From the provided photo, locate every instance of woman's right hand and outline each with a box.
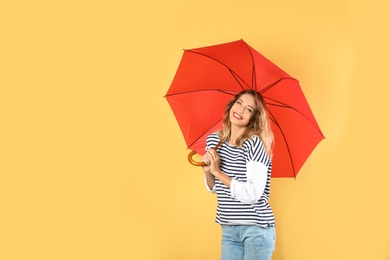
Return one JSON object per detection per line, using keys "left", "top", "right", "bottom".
{"left": 202, "top": 151, "right": 216, "bottom": 190}
{"left": 201, "top": 152, "right": 211, "bottom": 174}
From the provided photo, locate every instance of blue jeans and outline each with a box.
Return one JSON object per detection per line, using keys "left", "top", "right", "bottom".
{"left": 220, "top": 225, "right": 275, "bottom": 260}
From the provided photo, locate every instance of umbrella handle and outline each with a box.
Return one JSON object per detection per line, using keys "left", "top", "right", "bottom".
{"left": 188, "top": 150, "right": 206, "bottom": 166}
{"left": 187, "top": 141, "right": 223, "bottom": 167}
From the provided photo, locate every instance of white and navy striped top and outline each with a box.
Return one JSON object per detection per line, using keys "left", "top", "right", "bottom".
{"left": 206, "top": 132, "right": 276, "bottom": 228}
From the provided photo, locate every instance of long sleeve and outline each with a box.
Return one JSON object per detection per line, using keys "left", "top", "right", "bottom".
{"left": 230, "top": 160, "right": 267, "bottom": 204}
{"left": 204, "top": 175, "right": 216, "bottom": 193}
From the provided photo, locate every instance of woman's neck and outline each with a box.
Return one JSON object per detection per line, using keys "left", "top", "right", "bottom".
{"left": 229, "top": 125, "right": 246, "bottom": 145}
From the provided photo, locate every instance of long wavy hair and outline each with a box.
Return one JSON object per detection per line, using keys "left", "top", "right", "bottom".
{"left": 217, "top": 89, "right": 274, "bottom": 157}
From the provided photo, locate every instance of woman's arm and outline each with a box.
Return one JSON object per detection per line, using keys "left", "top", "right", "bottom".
{"left": 202, "top": 153, "right": 216, "bottom": 192}
{"left": 204, "top": 171, "right": 216, "bottom": 192}
{"left": 205, "top": 149, "right": 232, "bottom": 188}
{"left": 206, "top": 149, "right": 268, "bottom": 204}
{"left": 230, "top": 161, "right": 267, "bottom": 204}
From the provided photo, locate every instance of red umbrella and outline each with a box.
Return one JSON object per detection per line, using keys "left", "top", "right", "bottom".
{"left": 165, "top": 39, "right": 324, "bottom": 178}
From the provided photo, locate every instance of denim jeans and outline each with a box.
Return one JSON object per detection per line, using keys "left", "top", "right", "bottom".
{"left": 220, "top": 225, "right": 275, "bottom": 260}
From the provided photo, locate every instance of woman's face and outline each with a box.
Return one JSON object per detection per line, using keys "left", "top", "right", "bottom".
{"left": 229, "top": 93, "right": 255, "bottom": 128}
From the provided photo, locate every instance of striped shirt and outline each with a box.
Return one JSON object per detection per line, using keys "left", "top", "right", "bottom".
{"left": 205, "top": 132, "right": 276, "bottom": 228}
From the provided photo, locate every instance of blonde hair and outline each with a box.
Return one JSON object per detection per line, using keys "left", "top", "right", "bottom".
{"left": 217, "top": 90, "right": 274, "bottom": 157}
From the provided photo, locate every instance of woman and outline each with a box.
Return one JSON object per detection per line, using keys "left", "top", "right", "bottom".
{"left": 201, "top": 89, "right": 276, "bottom": 260}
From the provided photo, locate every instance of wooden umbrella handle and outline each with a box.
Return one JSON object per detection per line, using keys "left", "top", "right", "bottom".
{"left": 187, "top": 141, "right": 223, "bottom": 167}
{"left": 188, "top": 150, "right": 206, "bottom": 166}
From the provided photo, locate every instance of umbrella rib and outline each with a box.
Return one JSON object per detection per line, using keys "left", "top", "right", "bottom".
{"left": 241, "top": 41, "right": 295, "bottom": 91}
{"left": 259, "top": 77, "right": 299, "bottom": 95}
{"left": 267, "top": 108, "right": 297, "bottom": 178}
{"left": 265, "top": 97, "right": 324, "bottom": 136}
{"left": 186, "top": 49, "right": 251, "bottom": 90}
{"left": 241, "top": 42, "right": 257, "bottom": 88}
{"left": 187, "top": 118, "right": 223, "bottom": 150}
{"left": 229, "top": 69, "right": 247, "bottom": 91}
{"left": 165, "top": 89, "right": 237, "bottom": 97}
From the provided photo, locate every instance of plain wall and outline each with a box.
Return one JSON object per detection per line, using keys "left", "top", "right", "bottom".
{"left": 1, "top": 0, "right": 389, "bottom": 259}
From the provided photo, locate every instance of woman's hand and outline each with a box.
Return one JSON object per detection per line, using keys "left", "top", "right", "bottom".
{"left": 202, "top": 149, "right": 218, "bottom": 190}
{"left": 201, "top": 152, "right": 211, "bottom": 174}
{"left": 202, "top": 148, "right": 231, "bottom": 188}
{"left": 202, "top": 149, "right": 221, "bottom": 176}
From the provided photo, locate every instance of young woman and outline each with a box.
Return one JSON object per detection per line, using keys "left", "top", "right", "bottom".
{"left": 201, "top": 89, "right": 276, "bottom": 260}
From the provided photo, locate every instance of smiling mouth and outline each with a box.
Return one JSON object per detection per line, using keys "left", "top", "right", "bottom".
{"left": 233, "top": 112, "right": 243, "bottom": 120}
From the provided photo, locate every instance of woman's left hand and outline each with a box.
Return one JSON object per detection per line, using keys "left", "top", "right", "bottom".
{"left": 204, "top": 149, "right": 221, "bottom": 176}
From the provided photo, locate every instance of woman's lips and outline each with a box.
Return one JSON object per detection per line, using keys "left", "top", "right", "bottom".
{"left": 233, "top": 112, "right": 242, "bottom": 120}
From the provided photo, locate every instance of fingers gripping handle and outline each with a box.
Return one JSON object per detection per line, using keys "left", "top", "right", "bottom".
{"left": 187, "top": 141, "right": 222, "bottom": 167}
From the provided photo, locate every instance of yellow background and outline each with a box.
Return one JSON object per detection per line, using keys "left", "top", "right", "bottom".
{"left": 1, "top": 0, "right": 389, "bottom": 259}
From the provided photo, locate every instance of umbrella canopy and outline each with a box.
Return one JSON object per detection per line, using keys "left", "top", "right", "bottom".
{"left": 165, "top": 39, "right": 324, "bottom": 178}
